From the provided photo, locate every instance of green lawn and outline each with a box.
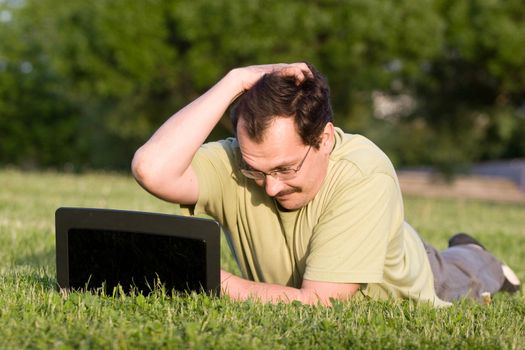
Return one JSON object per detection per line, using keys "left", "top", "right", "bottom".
{"left": 1, "top": 169, "right": 524, "bottom": 349}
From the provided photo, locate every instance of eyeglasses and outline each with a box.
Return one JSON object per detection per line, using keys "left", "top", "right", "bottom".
{"left": 240, "top": 146, "right": 312, "bottom": 181}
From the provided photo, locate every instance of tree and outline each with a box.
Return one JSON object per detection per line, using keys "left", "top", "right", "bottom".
{"left": 380, "top": 0, "right": 525, "bottom": 172}
{"left": 1, "top": 0, "right": 524, "bottom": 171}
{"left": 0, "top": 0, "right": 82, "bottom": 168}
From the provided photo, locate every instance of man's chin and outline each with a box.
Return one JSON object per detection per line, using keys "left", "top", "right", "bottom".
{"left": 275, "top": 195, "right": 304, "bottom": 211}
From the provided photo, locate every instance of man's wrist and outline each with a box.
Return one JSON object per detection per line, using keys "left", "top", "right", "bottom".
{"left": 220, "top": 269, "right": 233, "bottom": 283}
{"left": 221, "top": 68, "right": 247, "bottom": 103}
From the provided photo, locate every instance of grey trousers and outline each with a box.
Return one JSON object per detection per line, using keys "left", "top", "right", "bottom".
{"left": 424, "top": 242, "right": 505, "bottom": 302}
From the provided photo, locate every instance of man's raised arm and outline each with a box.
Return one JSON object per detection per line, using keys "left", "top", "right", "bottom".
{"left": 132, "top": 64, "right": 310, "bottom": 204}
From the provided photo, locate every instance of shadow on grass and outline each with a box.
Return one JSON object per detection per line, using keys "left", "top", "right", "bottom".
{"left": 29, "top": 271, "right": 58, "bottom": 290}
{"left": 3, "top": 265, "right": 58, "bottom": 293}
{"left": 14, "top": 246, "right": 55, "bottom": 269}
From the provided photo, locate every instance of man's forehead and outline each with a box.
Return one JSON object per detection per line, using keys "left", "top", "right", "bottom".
{"left": 237, "top": 116, "right": 301, "bottom": 146}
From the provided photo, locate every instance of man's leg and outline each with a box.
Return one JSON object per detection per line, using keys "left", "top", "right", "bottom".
{"left": 424, "top": 233, "right": 521, "bottom": 302}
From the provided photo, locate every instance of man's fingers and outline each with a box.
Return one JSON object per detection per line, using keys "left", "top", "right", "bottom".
{"left": 274, "top": 63, "right": 312, "bottom": 83}
{"left": 239, "top": 62, "right": 313, "bottom": 91}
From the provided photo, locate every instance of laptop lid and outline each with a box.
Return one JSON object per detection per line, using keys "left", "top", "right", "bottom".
{"left": 55, "top": 207, "right": 221, "bottom": 296}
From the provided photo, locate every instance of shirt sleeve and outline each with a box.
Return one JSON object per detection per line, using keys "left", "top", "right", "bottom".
{"left": 184, "top": 140, "right": 239, "bottom": 221}
{"left": 304, "top": 171, "right": 404, "bottom": 284}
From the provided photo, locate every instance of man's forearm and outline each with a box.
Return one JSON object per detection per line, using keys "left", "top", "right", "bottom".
{"left": 220, "top": 270, "right": 307, "bottom": 304}
{"left": 132, "top": 70, "right": 242, "bottom": 189}
{"left": 220, "top": 270, "right": 359, "bottom": 306}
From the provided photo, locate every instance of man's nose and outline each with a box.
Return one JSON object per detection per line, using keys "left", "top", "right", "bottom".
{"left": 264, "top": 175, "right": 284, "bottom": 197}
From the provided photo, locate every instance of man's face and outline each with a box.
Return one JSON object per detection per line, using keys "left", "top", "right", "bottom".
{"left": 237, "top": 117, "right": 333, "bottom": 210}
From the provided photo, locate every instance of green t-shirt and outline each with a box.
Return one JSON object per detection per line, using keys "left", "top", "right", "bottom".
{"left": 185, "top": 127, "right": 448, "bottom": 306}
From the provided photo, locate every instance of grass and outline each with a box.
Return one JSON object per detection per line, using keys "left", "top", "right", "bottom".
{"left": 1, "top": 168, "right": 524, "bottom": 349}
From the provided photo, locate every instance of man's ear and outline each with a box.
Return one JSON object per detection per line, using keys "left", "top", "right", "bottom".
{"left": 321, "top": 122, "right": 334, "bottom": 153}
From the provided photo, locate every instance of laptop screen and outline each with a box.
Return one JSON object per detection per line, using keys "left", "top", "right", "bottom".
{"left": 56, "top": 208, "right": 220, "bottom": 296}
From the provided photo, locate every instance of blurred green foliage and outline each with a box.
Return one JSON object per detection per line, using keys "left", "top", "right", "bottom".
{"left": 1, "top": 0, "right": 524, "bottom": 171}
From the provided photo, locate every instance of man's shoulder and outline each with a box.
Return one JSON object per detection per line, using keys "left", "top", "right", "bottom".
{"left": 191, "top": 138, "right": 244, "bottom": 185}
{"left": 199, "top": 137, "right": 241, "bottom": 162}
{"left": 330, "top": 127, "right": 396, "bottom": 178}
{"left": 202, "top": 137, "right": 239, "bottom": 151}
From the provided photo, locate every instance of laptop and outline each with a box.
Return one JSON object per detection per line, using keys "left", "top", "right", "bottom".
{"left": 55, "top": 207, "right": 221, "bottom": 296}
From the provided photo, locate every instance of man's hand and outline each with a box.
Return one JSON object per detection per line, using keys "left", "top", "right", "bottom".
{"left": 220, "top": 270, "right": 360, "bottom": 306}
{"left": 232, "top": 62, "right": 313, "bottom": 92}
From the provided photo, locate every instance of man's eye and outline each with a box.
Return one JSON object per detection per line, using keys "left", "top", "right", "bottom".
{"left": 276, "top": 168, "right": 294, "bottom": 175}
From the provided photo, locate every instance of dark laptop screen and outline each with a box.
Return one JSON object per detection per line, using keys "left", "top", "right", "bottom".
{"left": 55, "top": 207, "right": 220, "bottom": 296}
{"left": 68, "top": 229, "right": 207, "bottom": 294}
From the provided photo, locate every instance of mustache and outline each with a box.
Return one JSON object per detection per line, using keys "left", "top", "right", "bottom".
{"left": 275, "top": 188, "right": 300, "bottom": 197}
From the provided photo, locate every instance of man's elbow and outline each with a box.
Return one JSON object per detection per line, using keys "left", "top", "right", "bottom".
{"left": 131, "top": 148, "right": 149, "bottom": 186}
{"left": 298, "top": 282, "right": 360, "bottom": 306}
{"left": 131, "top": 147, "right": 162, "bottom": 191}
{"left": 131, "top": 148, "right": 198, "bottom": 204}
{"left": 299, "top": 290, "right": 355, "bottom": 306}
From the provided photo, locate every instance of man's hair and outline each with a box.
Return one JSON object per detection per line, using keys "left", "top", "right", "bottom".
{"left": 230, "top": 63, "right": 333, "bottom": 148}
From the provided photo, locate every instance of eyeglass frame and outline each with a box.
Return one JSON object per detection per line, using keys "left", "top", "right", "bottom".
{"left": 240, "top": 145, "right": 312, "bottom": 181}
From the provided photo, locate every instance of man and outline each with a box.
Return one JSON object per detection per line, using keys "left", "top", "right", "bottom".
{"left": 132, "top": 63, "right": 520, "bottom": 306}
